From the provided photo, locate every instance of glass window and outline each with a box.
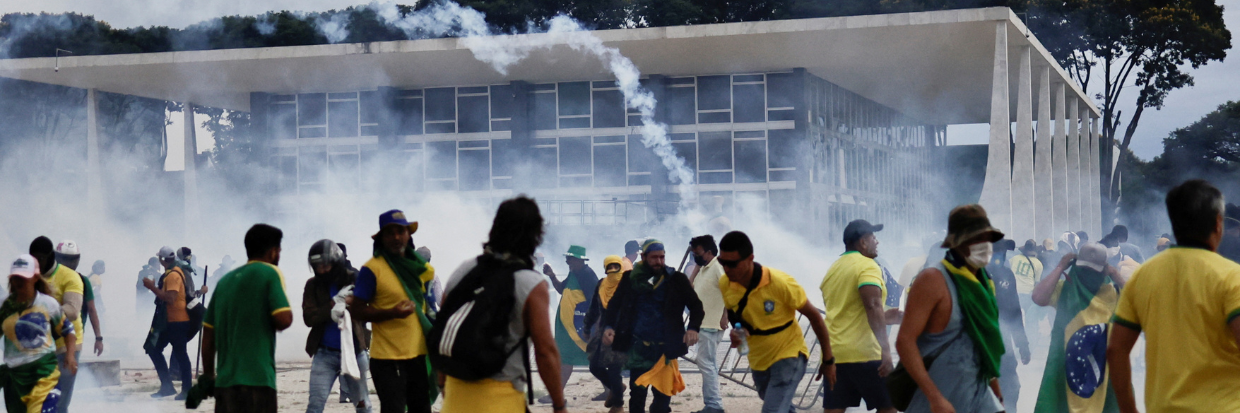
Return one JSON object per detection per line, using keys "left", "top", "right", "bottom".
{"left": 733, "top": 84, "right": 765, "bottom": 123}
{"left": 735, "top": 140, "right": 767, "bottom": 183}
{"left": 533, "top": 93, "right": 557, "bottom": 130}
{"left": 767, "top": 73, "right": 797, "bottom": 108}
{"left": 298, "top": 94, "right": 326, "bottom": 126}
{"left": 426, "top": 122, "right": 455, "bottom": 134}
{"left": 459, "top": 149, "right": 490, "bottom": 191}
{"left": 592, "top": 90, "right": 625, "bottom": 128}
{"left": 458, "top": 95, "right": 489, "bottom": 133}
{"left": 558, "top": 136, "right": 591, "bottom": 176}
{"left": 426, "top": 141, "right": 457, "bottom": 179}
{"left": 298, "top": 147, "right": 326, "bottom": 184}
{"left": 425, "top": 88, "right": 456, "bottom": 122}
{"left": 627, "top": 135, "right": 653, "bottom": 173}
{"left": 672, "top": 142, "right": 697, "bottom": 173}
{"left": 274, "top": 156, "right": 297, "bottom": 192}
{"left": 490, "top": 85, "right": 513, "bottom": 119}
{"left": 328, "top": 153, "right": 360, "bottom": 189}
{"left": 328, "top": 100, "right": 359, "bottom": 138}
{"left": 395, "top": 98, "right": 423, "bottom": 135}
{"left": 667, "top": 87, "right": 696, "bottom": 125}
{"left": 593, "top": 144, "right": 626, "bottom": 187}
{"left": 559, "top": 117, "right": 590, "bottom": 129}
{"left": 492, "top": 139, "right": 513, "bottom": 177}
{"left": 558, "top": 82, "right": 590, "bottom": 116}
{"left": 698, "top": 131, "right": 732, "bottom": 171}
{"left": 532, "top": 147, "right": 558, "bottom": 188}
{"left": 360, "top": 91, "right": 381, "bottom": 125}
{"left": 698, "top": 112, "right": 730, "bottom": 124}
{"left": 699, "top": 171, "right": 733, "bottom": 184}
{"left": 697, "top": 76, "right": 730, "bottom": 111}
{"left": 768, "top": 129, "right": 800, "bottom": 169}
{"left": 270, "top": 104, "right": 296, "bottom": 140}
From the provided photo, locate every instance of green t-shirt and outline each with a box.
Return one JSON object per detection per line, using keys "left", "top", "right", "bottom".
{"left": 203, "top": 261, "right": 291, "bottom": 389}
{"left": 79, "top": 272, "right": 94, "bottom": 327}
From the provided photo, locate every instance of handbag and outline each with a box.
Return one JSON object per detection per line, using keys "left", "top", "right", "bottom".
{"left": 885, "top": 331, "right": 962, "bottom": 411}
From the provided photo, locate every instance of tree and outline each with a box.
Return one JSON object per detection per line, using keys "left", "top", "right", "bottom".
{"left": 1145, "top": 100, "right": 1240, "bottom": 194}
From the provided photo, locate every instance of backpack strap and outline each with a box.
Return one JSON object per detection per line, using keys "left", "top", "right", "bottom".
{"left": 727, "top": 264, "right": 794, "bottom": 337}
{"left": 522, "top": 334, "right": 533, "bottom": 405}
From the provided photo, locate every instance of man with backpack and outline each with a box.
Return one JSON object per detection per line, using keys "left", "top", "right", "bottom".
{"left": 434, "top": 196, "right": 567, "bottom": 413}
{"left": 602, "top": 239, "right": 704, "bottom": 413}
{"left": 350, "top": 210, "right": 437, "bottom": 413}
{"left": 143, "top": 246, "right": 197, "bottom": 399}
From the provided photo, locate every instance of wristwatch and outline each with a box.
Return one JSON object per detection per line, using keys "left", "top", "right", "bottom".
{"left": 95, "top": 337, "right": 104, "bottom": 341}
{"left": 824, "top": 356, "right": 835, "bottom": 366}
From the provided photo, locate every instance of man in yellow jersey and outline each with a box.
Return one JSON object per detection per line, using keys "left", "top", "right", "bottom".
{"left": 821, "top": 220, "right": 901, "bottom": 413}
{"left": 719, "top": 231, "right": 833, "bottom": 413}
{"left": 27, "top": 237, "right": 84, "bottom": 403}
{"left": 201, "top": 224, "right": 293, "bottom": 413}
{"left": 349, "top": 210, "right": 436, "bottom": 413}
{"left": 1108, "top": 179, "right": 1240, "bottom": 413}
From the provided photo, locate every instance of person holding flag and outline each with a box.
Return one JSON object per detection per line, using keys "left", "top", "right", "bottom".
{"left": 540, "top": 245, "right": 599, "bottom": 403}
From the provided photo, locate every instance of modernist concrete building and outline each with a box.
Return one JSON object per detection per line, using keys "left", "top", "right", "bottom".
{"left": 0, "top": 6, "right": 1103, "bottom": 243}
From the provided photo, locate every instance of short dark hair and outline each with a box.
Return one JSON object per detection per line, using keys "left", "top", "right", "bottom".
{"left": 1098, "top": 233, "right": 1119, "bottom": 248}
{"left": 689, "top": 235, "right": 718, "bottom": 256}
{"left": 1076, "top": 231, "right": 1090, "bottom": 242}
{"left": 245, "top": 224, "right": 284, "bottom": 260}
{"left": 1111, "top": 225, "right": 1129, "bottom": 241}
{"left": 625, "top": 240, "right": 641, "bottom": 255}
{"left": 485, "top": 196, "right": 544, "bottom": 264}
{"left": 1166, "top": 179, "right": 1225, "bottom": 247}
{"left": 719, "top": 231, "right": 753, "bottom": 259}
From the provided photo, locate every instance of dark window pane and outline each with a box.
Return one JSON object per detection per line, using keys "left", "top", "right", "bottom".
{"left": 328, "top": 92, "right": 356, "bottom": 99}
{"left": 735, "top": 140, "right": 767, "bottom": 183}
{"left": 533, "top": 93, "right": 557, "bottom": 130}
{"left": 459, "top": 150, "right": 491, "bottom": 191}
{"left": 735, "top": 131, "right": 765, "bottom": 139}
{"left": 592, "top": 90, "right": 625, "bottom": 128}
{"left": 593, "top": 81, "right": 618, "bottom": 88}
{"left": 534, "top": 138, "right": 558, "bottom": 146}
{"left": 271, "top": 94, "right": 295, "bottom": 103}
{"left": 270, "top": 104, "right": 296, "bottom": 140}
{"left": 669, "top": 77, "right": 695, "bottom": 85}
{"left": 492, "top": 139, "right": 513, "bottom": 177}
{"left": 491, "top": 120, "right": 511, "bottom": 131}
{"left": 275, "top": 156, "right": 297, "bottom": 192}
{"left": 769, "top": 129, "right": 801, "bottom": 169}
{"left": 699, "top": 131, "right": 732, "bottom": 170}
{"left": 397, "top": 89, "right": 422, "bottom": 98}
{"left": 627, "top": 115, "right": 643, "bottom": 126}
{"left": 699, "top": 112, "right": 731, "bottom": 123}
{"left": 559, "top": 136, "right": 591, "bottom": 175}
{"left": 768, "top": 73, "right": 797, "bottom": 108}
{"left": 667, "top": 87, "right": 695, "bottom": 125}
{"left": 558, "top": 82, "right": 590, "bottom": 116}
{"left": 395, "top": 98, "right": 423, "bottom": 135}
{"left": 532, "top": 147, "right": 558, "bottom": 188}
{"left": 532, "top": 83, "right": 556, "bottom": 91}
{"left": 426, "top": 122, "right": 456, "bottom": 134}
{"left": 559, "top": 117, "right": 590, "bottom": 129}
{"left": 734, "top": 74, "right": 764, "bottom": 83}
{"left": 733, "top": 84, "right": 766, "bottom": 123}
{"left": 360, "top": 91, "right": 381, "bottom": 124}
{"left": 628, "top": 174, "right": 651, "bottom": 186}
{"left": 697, "top": 76, "right": 730, "bottom": 111}
{"left": 426, "top": 141, "right": 457, "bottom": 179}
{"left": 361, "top": 125, "right": 380, "bottom": 136}
{"left": 298, "top": 93, "right": 326, "bottom": 126}
{"left": 458, "top": 95, "right": 489, "bottom": 133}
{"left": 458, "top": 140, "right": 488, "bottom": 149}
{"left": 627, "top": 135, "right": 653, "bottom": 173}
{"left": 770, "top": 170, "right": 799, "bottom": 182}
{"left": 298, "top": 147, "right": 326, "bottom": 183}
{"left": 768, "top": 109, "right": 796, "bottom": 121}
{"left": 670, "top": 133, "right": 695, "bottom": 142}
{"left": 299, "top": 127, "right": 326, "bottom": 139}
{"left": 593, "top": 135, "right": 625, "bottom": 144}
{"left": 328, "top": 100, "right": 359, "bottom": 138}
{"left": 425, "top": 88, "right": 456, "bottom": 122}
{"left": 458, "top": 86, "right": 488, "bottom": 94}
{"left": 671, "top": 142, "right": 696, "bottom": 173}
{"left": 490, "top": 85, "right": 513, "bottom": 119}
{"left": 699, "top": 171, "right": 733, "bottom": 184}
{"left": 593, "top": 144, "right": 626, "bottom": 187}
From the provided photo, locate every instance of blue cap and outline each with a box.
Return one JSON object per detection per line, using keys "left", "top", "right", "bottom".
{"left": 378, "top": 210, "right": 419, "bottom": 234}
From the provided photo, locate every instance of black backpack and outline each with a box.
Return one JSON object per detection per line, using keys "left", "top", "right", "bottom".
{"left": 428, "top": 254, "right": 533, "bottom": 402}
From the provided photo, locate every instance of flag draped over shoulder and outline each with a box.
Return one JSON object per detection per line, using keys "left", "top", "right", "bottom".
{"left": 1034, "top": 265, "right": 1121, "bottom": 413}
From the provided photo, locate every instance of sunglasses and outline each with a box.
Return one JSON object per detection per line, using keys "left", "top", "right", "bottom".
{"left": 718, "top": 255, "right": 751, "bottom": 268}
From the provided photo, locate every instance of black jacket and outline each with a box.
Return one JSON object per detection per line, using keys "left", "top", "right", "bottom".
{"left": 602, "top": 264, "right": 704, "bottom": 359}
{"left": 303, "top": 268, "right": 370, "bottom": 357}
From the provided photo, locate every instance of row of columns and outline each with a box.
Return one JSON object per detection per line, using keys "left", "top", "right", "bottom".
{"left": 978, "top": 22, "right": 1103, "bottom": 245}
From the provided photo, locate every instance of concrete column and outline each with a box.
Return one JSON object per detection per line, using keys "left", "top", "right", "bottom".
{"left": 978, "top": 21, "right": 1012, "bottom": 233}
{"left": 1052, "top": 83, "right": 1067, "bottom": 235}
{"left": 1066, "top": 99, "right": 1081, "bottom": 233}
{"left": 1034, "top": 68, "right": 1053, "bottom": 242}
{"left": 1091, "top": 117, "right": 1102, "bottom": 235}
{"left": 183, "top": 103, "right": 200, "bottom": 235}
{"left": 86, "top": 89, "right": 103, "bottom": 239}
{"left": 1083, "top": 110, "right": 1099, "bottom": 237}
{"left": 1011, "top": 47, "right": 1035, "bottom": 243}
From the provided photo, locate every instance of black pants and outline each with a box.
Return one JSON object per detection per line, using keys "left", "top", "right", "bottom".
{"left": 371, "top": 356, "right": 432, "bottom": 413}
{"left": 215, "top": 385, "right": 277, "bottom": 413}
{"left": 628, "top": 365, "right": 671, "bottom": 413}
{"left": 590, "top": 357, "right": 625, "bottom": 407}
{"left": 149, "top": 321, "right": 192, "bottom": 391}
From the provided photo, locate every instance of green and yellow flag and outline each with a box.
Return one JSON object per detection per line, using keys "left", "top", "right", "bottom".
{"left": 1033, "top": 265, "right": 1121, "bottom": 413}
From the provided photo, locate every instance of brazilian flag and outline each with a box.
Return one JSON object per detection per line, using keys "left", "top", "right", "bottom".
{"left": 554, "top": 269, "right": 593, "bottom": 366}
{"left": 1033, "top": 265, "right": 1121, "bottom": 413}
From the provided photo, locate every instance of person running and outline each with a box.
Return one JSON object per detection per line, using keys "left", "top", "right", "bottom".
{"left": 1108, "top": 180, "right": 1240, "bottom": 413}
{"left": 439, "top": 196, "right": 568, "bottom": 413}
{"left": 986, "top": 240, "right": 1031, "bottom": 413}
{"left": 602, "top": 239, "right": 704, "bottom": 413}
{"left": 51, "top": 240, "right": 103, "bottom": 412}
{"left": 541, "top": 245, "right": 599, "bottom": 403}
{"left": 896, "top": 205, "right": 1005, "bottom": 413}
{"left": 349, "top": 210, "right": 437, "bottom": 413}
{"left": 27, "top": 237, "right": 84, "bottom": 406}
{"left": 1011, "top": 240, "right": 1044, "bottom": 337}
{"left": 719, "top": 231, "right": 833, "bottom": 413}
{"left": 143, "top": 246, "right": 195, "bottom": 399}
{"left": 1, "top": 254, "right": 77, "bottom": 413}
{"left": 687, "top": 235, "right": 727, "bottom": 413}
{"left": 200, "top": 224, "right": 293, "bottom": 413}
{"left": 585, "top": 255, "right": 629, "bottom": 412}
{"left": 820, "top": 220, "right": 898, "bottom": 413}
{"left": 303, "top": 239, "right": 372, "bottom": 413}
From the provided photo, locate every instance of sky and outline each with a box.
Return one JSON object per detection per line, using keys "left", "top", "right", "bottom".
{"left": 3, "top": 0, "right": 1238, "bottom": 161}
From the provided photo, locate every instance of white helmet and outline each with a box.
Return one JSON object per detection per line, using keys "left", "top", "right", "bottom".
{"left": 55, "top": 240, "right": 80, "bottom": 256}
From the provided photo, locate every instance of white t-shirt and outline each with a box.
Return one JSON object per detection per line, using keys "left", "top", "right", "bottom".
{"left": 692, "top": 258, "right": 727, "bottom": 330}
{"left": 444, "top": 257, "right": 546, "bottom": 391}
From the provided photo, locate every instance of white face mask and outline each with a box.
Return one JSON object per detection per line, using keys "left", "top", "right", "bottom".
{"left": 966, "top": 242, "right": 993, "bottom": 269}
{"left": 1107, "top": 247, "right": 1120, "bottom": 259}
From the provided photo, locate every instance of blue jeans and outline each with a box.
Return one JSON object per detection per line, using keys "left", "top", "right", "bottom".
{"left": 307, "top": 348, "right": 372, "bottom": 413}
{"left": 56, "top": 349, "right": 81, "bottom": 413}
{"left": 694, "top": 328, "right": 724, "bottom": 410}
{"left": 752, "top": 355, "right": 806, "bottom": 413}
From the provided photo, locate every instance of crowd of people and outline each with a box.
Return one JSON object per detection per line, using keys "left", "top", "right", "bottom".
{"left": 4, "top": 178, "right": 1240, "bottom": 413}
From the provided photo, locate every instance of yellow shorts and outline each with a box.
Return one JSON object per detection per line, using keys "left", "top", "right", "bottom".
{"left": 441, "top": 376, "right": 525, "bottom": 413}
